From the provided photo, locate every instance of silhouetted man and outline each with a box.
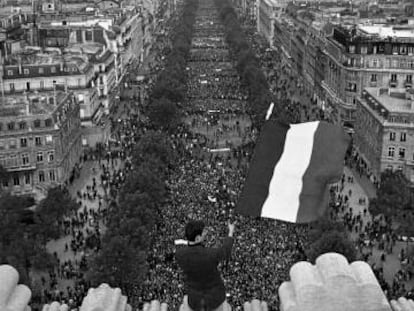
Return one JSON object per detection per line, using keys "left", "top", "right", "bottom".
{"left": 176, "top": 220, "right": 235, "bottom": 311}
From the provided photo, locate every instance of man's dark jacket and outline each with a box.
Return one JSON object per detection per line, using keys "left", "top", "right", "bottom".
{"left": 176, "top": 237, "right": 234, "bottom": 311}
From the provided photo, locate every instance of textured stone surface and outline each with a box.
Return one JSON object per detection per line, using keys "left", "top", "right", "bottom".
{"left": 390, "top": 297, "right": 414, "bottom": 311}
{"left": 2, "top": 256, "right": 414, "bottom": 311}
{"left": 41, "top": 302, "right": 69, "bottom": 311}
{"left": 279, "top": 253, "right": 392, "bottom": 311}
{"left": 79, "top": 283, "right": 132, "bottom": 311}
{"left": 0, "top": 265, "right": 32, "bottom": 311}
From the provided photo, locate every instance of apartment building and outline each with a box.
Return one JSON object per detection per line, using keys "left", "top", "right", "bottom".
{"left": 0, "top": 91, "right": 82, "bottom": 195}
{"left": 258, "top": 0, "right": 287, "bottom": 47}
{"left": 354, "top": 87, "right": 414, "bottom": 183}
{"left": 322, "top": 24, "right": 414, "bottom": 126}
{"left": 1, "top": 49, "right": 100, "bottom": 125}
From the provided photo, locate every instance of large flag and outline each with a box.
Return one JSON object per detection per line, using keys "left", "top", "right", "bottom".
{"left": 236, "top": 121, "right": 350, "bottom": 223}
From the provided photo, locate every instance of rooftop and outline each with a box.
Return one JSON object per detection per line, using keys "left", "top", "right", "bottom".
{"left": 364, "top": 87, "right": 414, "bottom": 114}
{"left": 358, "top": 24, "right": 414, "bottom": 39}
{"left": 4, "top": 47, "right": 90, "bottom": 68}
{"left": 0, "top": 92, "right": 69, "bottom": 118}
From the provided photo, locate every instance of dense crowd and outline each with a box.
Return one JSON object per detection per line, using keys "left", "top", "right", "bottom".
{"left": 134, "top": 3, "right": 309, "bottom": 310}
{"left": 30, "top": 1, "right": 414, "bottom": 310}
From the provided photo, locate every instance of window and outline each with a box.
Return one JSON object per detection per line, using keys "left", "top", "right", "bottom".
{"left": 349, "top": 45, "right": 355, "bottom": 53}
{"left": 372, "top": 59, "right": 378, "bottom": 67}
{"left": 7, "top": 70, "right": 13, "bottom": 76}
{"left": 38, "top": 171, "right": 45, "bottom": 182}
{"left": 8, "top": 122, "right": 15, "bottom": 130}
{"left": 45, "top": 119, "right": 52, "bottom": 127}
{"left": 2, "top": 178, "right": 8, "bottom": 187}
{"left": 34, "top": 120, "right": 41, "bottom": 128}
{"left": 9, "top": 139, "right": 16, "bottom": 149}
{"left": 25, "top": 173, "right": 30, "bottom": 184}
{"left": 45, "top": 135, "right": 53, "bottom": 144}
{"left": 49, "top": 170, "right": 55, "bottom": 181}
{"left": 13, "top": 175, "right": 20, "bottom": 186}
{"left": 9, "top": 154, "right": 17, "bottom": 166}
{"left": 371, "top": 74, "right": 377, "bottom": 82}
{"left": 39, "top": 68, "right": 44, "bottom": 74}
{"left": 19, "top": 122, "right": 26, "bottom": 130}
{"left": 40, "top": 81, "right": 45, "bottom": 89}
{"left": 407, "top": 75, "right": 412, "bottom": 82}
{"left": 9, "top": 83, "right": 14, "bottom": 92}
{"left": 361, "top": 46, "right": 368, "bottom": 54}
{"left": 399, "top": 148, "right": 406, "bottom": 159}
{"left": 23, "top": 68, "right": 29, "bottom": 75}
{"left": 390, "top": 132, "right": 396, "bottom": 141}
{"left": 20, "top": 138, "right": 27, "bottom": 147}
{"left": 85, "top": 30, "right": 93, "bottom": 41}
{"left": 36, "top": 152, "right": 43, "bottom": 162}
{"left": 48, "top": 151, "right": 54, "bottom": 162}
{"left": 22, "top": 153, "right": 29, "bottom": 165}
{"left": 51, "top": 67, "right": 56, "bottom": 73}
{"left": 0, "top": 123, "right": 2, "bottom": 131}
{"left": 401, "top": 132, "right": 407, "bottom": 142}
{"left": 391, "top": 74, "right": 397, "bottom": 82}
{"left": 388, "top": 147, "right": 395, "bottom": 157}
{"left": 35, "top": 137, "right": 42, "bottom": 146}
{"left": 0, "top": 141, "right": 4, "bottom": 150}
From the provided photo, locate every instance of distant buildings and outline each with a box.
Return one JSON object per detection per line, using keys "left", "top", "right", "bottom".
{"left": 323, "top": 24, "right": 414, "bottom": 125}
{"left": 271, "top": 2, "right": 414, "bottom": 183}
{"left": 257, "top": 0, "right": 288, "bottom": 46}
{"left": 0, "top": 91, "right": 82, "bottom": 195}
{"left": 0, "top": 0, "right": 170, "bottom": 196}
{"left": 354, "top": 87, "right": 414, "bottom": 183}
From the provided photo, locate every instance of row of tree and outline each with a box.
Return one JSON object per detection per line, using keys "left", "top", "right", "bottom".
{"left": 147, "top": 0, "right": 199, "bottom": 130}
{"left": 214, "top": 0, "right": 276, "bottom": 127}
{"left": 87, "top": 0, "right": 199, "bottom": 295}
{"left": 213, "top": 0, "right": 360, "bottom": 263}
{"left": 0, "top": 184, "right": 79, "bottom": 285}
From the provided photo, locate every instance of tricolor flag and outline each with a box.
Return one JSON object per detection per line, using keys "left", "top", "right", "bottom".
{"left": 237, "top": 121, "right": 350, "bottom": 223}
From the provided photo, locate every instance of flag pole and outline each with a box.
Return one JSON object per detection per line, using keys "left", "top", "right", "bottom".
{"left": 265, "top": 102, "right": 274, "bottom": 121}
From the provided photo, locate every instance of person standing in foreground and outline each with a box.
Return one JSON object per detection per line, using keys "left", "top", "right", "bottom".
{"left": 176, "top": 220, "right": 236, "bottom": 311}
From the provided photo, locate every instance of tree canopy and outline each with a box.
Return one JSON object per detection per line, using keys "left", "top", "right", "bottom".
{"left": 369, "top": 170, "right": 413, "bottom": 235}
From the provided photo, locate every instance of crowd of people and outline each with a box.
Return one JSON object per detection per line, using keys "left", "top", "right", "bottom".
{"left": 30, "top": 0, "right": 414, "bottom": 310}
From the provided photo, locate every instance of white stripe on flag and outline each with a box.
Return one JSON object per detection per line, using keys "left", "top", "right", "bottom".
{"left": 261, "top": 122, "right": 319, "bottom": 222}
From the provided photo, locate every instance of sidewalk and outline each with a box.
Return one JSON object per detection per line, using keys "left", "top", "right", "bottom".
{"left": 339, "top": 167, "right": 413, "bottom": 290}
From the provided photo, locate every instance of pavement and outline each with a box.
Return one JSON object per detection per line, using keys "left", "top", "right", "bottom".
{"left": 337, "top": 166, "right": 414, "bottom": 290}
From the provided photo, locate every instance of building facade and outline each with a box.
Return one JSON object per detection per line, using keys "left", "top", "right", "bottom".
{"left": 0, "top": 91, "right": 82, "bottom": 195}
{"left": 258, "top": 0, "right": 287, "bottom": 47}
{"left": 323, "top": 25, "right": 414, "bottom": 126}
{"left": 1, "top": 51, "right": 100, "bottom": 125}
{"left": 354, "top": 87, "right": 414, "bottom": 183}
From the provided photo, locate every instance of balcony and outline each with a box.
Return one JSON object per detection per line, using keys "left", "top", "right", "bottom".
{"left": 389, "top": 80, "right": 398, "bottom": 88}
{"left": 404, "top": 81, "right": 412, "bottom": 88}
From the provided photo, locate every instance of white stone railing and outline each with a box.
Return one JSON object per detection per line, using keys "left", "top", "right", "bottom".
{"left": 1, "top": 253, "right": 413, "bottom": 311}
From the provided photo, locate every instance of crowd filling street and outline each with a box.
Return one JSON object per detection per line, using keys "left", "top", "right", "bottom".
{"left": 31, "top": 1, "right": 414, "bottom": 310}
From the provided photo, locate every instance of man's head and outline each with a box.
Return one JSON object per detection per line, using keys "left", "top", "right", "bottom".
{"left": 185, "top": 220, "right": 206, "bottom": 243}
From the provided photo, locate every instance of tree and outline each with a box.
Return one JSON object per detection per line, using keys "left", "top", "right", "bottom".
{"left": 148, "top": 97, "right": 181, "bottom": 130}
{"left": 131, "top": 131, "right": 177, "bottom": 170}
{"left": 35, "top": 186, "right": 79, "bottom": 240}
{"left": 369, "top": 170, "right": 413, "bottom": 234}
{"left": 305, "top": 217, "right": 356, "bottom": 263}
{"left": 0, "top": 194, "right": 56, "bottom": 284}
{"left": 306, "top": 230, "right": 357, "bottom": 263}
{"left": 88, "top": 235, "right": 148, "bottom": 296}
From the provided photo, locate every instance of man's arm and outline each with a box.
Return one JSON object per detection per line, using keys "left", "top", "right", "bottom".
{"left": 213, "top": 222, "right": 236, "bottom": 262}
